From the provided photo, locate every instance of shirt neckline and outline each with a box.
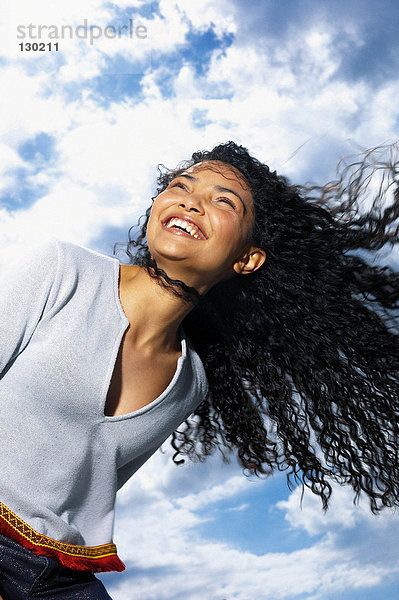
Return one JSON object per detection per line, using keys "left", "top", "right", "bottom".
{"left": 102, "top": 258, "right": 187, "bottom": 422}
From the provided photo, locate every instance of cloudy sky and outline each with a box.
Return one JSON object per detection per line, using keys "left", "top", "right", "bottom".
{"left": 1, "top": 1, "right": 399, "bottom": 599}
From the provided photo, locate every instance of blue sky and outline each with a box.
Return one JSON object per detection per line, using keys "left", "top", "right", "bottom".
{"left": 1, "top": 1, "right": 399, "bottom": 598}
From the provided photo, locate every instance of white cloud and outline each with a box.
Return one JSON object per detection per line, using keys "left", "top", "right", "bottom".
{"left": 103, "top": 449, "right": 399, "bottom": 600}
{"left": 158, "top": 0, "right": 236, "bottom": 38}
{"left": 176, "top": 475, "right": 249, "bottom": 511}
{"left": 0, "top": 143, "right": 26, "bottom": 192}
{"left": 0, "top": 183, "right": 118, "bottom": 258}
{"left": 0, "top": 67, "right": 69, "bottom": 144}
{"left": 278, "top": 482, "right": 399, "bottom": 536}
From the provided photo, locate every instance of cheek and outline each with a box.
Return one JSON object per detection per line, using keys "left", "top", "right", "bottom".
{"left": 146, "top": 194, "right": 169, "bottom": 228}
{"left": 145, "top": 207, "right": 158, "bottom": 246}
{"left": 219, "top": 215, "right": 250, "bottom": 245}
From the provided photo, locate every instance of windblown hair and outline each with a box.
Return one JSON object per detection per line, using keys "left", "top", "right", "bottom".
{"left": 122, "top": 141, "right": 399, "bottom": 512}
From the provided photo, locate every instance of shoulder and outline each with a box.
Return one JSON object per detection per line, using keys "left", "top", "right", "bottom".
{"left": 31, "top": 238, "right": 118, "bottom": 288}
{"left": 1, "top": 238, "right": 60, "bottom": 288}
{"left": 6, "top": 238, "right": 118, "bottom": 282}
{"left": 54, "top": 239, "right": 118, "bottom": 269}
{"left": 40, "top": 240, "right": 121, "bottom": 308}
{"left": 5, "top": 238, "right": 120, "bottom": 301}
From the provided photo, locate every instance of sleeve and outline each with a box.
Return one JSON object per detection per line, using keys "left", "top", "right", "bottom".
{"left": 0, "top": 238, "right": 60, "bottom": 376}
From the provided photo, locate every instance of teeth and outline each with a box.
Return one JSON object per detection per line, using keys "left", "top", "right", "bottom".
{"left": 166, "top": 218, "right": 201, "bottom": 239}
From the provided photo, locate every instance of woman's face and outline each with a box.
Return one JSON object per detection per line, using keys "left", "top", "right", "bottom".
{"left": 146, "top": 160, "right": 265, "bottom": 293}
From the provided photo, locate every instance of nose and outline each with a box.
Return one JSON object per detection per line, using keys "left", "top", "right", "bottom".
{"left": 178, "top": 193, "right": 205, "bottom": 214}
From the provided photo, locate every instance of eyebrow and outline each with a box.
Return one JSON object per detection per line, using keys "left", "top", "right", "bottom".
{"left": 179, "top": 173, "right": 247, "bottom": 214}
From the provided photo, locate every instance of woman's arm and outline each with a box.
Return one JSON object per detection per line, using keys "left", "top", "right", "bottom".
{"left": 0, "top": 239, "right": 59, "bottom": 376}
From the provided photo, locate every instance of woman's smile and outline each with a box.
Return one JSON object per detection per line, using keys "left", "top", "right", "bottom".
{"left": 162, "top": 214, "right": 207, "bottom": 240}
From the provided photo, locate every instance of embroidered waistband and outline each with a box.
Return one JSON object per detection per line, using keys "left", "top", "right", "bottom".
{"left": 0, "top": 501, "right": 125, "bottom": 573}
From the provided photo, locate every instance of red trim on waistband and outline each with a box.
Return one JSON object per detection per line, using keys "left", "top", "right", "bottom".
{"left": 0, "top": 502, "right": 125, "bottom": 573}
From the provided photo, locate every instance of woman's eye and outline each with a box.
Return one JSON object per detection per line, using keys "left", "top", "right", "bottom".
{"left": 170, "top": 181, "right": 187, "bottom": 190}
{"left": 217, "top": 197, "right": 236, "bottom": 209}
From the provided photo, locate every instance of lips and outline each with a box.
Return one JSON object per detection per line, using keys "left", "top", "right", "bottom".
{"left": 161, "top": 214, "right": 207, "bottom": 240}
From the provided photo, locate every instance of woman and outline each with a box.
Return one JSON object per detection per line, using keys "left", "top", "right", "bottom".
{"left": 0, "top": 141, "right": 398, "bottom": 599}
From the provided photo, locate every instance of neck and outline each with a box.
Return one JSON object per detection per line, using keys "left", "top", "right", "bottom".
{"left": 119, "top": 264, "right": 195, "bottom": 351}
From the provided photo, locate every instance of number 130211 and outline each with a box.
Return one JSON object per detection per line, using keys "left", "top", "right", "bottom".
{"left": 19, "top": 42, "right": 59, "bottom": 51}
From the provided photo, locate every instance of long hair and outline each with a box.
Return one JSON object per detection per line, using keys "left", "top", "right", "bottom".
{"left": 122, "top": 141, "right": 399, "bottom": 512}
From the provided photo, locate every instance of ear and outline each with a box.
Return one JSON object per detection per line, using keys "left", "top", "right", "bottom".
{"left": 233, "top": 247, "right": 266, "bottom": 275}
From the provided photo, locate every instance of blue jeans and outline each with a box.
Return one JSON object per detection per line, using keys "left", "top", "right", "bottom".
{"left": 0, "top": 534, "right": 113, "bottom": 599}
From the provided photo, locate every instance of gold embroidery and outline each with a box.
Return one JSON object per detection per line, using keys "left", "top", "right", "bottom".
{"left": 0, "top": 502, "right": 117, "bottom": 559}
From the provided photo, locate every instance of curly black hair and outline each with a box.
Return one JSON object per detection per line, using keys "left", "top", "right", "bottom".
{"left": 121, "top": 141, "right": 399, "bottom": 512}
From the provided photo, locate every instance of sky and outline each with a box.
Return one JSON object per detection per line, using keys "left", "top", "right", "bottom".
{"left": 1, "top": 1, "right": 399, "bottom": 599}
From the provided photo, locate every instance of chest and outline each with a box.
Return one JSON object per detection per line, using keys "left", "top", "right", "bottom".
{"left": 4, "top": 254, "right": 203, "bottom": 429}
{"left": 104, "top": 333, "right": 182, "bottom": 417}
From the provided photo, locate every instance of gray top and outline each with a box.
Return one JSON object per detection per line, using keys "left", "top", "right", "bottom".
{"left": 0, "top": 239, "right": 207, "bottom": 560}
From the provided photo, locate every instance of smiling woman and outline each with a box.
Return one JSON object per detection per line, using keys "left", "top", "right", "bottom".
{"left": 126, "top": 141, "right": 399, "bottom": 511}
{"left": 0, "top": 141, "right": 399, "bottom": 599}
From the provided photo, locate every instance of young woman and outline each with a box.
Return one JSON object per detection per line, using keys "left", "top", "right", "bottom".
{"left": 0, "top": 141, "right": 398, "bottom": 599}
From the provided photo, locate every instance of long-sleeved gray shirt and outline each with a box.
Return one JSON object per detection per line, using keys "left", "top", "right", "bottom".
{"left": 0, "top": 239, "right": 208, "bottom": 572}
